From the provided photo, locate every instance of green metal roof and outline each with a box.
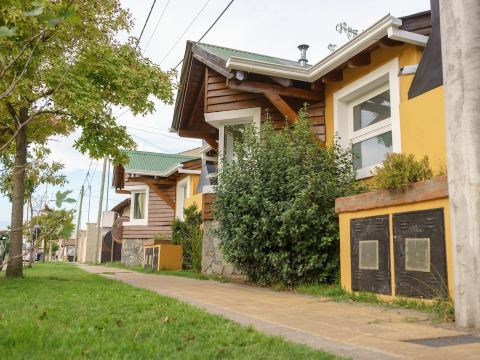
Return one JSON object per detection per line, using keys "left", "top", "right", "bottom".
{"left": 196, "top": 43, "right": 309, "bottom": 69}
{"left": 123, "top": 150, "right": 199, "bottom": 177}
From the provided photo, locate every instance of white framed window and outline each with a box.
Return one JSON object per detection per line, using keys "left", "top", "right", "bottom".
{"left": 176, "top": 177, "right": 190, "bottom": 220}
{"left": 333, "top": 58, "right": 401, "bottom": 179}
{"left": 204, "top": 107, "right": 261, "bottom": 170}
{"left": 124, "top": 184, "right": 149, "bottom": 226}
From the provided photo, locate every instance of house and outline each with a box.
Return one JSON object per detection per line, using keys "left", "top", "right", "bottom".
{"left": 171, "top": 3, "right": 453, "bottom": 300}
{"left": 112, "top": 150, "right": 202, "bottom": 266}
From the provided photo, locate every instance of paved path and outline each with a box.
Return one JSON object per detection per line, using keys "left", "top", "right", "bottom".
{"left": 79, "top": 265, "right": 480, "bottom": 360}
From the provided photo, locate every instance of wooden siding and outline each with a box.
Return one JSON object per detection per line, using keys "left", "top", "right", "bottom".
{"left": 122, "top": 180, "right": 175, "bottom": 240}
{"left": 205, "top": 69, "right": 325, "bottom": 141}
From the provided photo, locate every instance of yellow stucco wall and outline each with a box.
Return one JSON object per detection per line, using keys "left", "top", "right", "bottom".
{"left": 328, "top": 44, "right": 451, "bottom": 300}
{"left": 339, "top": 197, "right": 454, "bottom": 299}
{"left": 324, "top": 43, "right": 447, "bottom": 173}
{"left": 184, "top": 192, "right": 203, "bottom": 213}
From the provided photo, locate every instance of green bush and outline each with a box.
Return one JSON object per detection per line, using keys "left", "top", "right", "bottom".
{"left": 373, "top": 153, "right": 433, "bottom": 190}
{"left": 172, "top": 204, "right": 202, "bottom": 272}
{"left": 213, "top": 109, "right": 362, "bottom": 286}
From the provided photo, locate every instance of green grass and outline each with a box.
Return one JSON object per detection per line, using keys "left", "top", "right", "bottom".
{"left": 0, "top": 263, "right": 341, "bottom": 359}
{"left": 103, "top": 261, "right": 209, "bottom": 280}
{"left": 296, "top": 282, "right": 455, "bottom": 322}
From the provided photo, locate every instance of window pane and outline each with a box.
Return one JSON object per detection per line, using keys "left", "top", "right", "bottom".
{"left": 405, "top": 238, "right": 430, "bottom": 272}
{"left": 353, "top": 90, "right": 391, "bottom": 131}
{"left": 353, "top": 131, "right": 392, "bottom": 170}
{"left": 133, "top": 192, "right": 146, "bottom": 220}
{"left": 359, "top": 240, "right": 379, "bottom": 270}
{"left": 223, "top": 124, "right": 246, "bottom": 164}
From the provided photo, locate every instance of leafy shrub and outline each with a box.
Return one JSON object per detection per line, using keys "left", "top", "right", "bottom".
{"left": 213, "top": 109, "right": 362, "bottom": 286}
{"left": 172, "top": 204, "right": 202, "bottom": 272}
{"left": 373, "top": 153, "right": 433, "bottom": 190}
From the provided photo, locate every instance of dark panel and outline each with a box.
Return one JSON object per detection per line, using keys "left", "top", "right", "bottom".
{"left": 351, "top": 215, "right": 391, "bottom": 294}
{"left": 393, "top": 208, "right": 448, "bottom": 299}
{"left": 153, "top": 247, "right": 159, "bottom": 272}
{"left": 408, "top": 0, "right": 443, "bottom": 99}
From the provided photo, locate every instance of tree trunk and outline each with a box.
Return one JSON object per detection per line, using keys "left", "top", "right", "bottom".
{"left": 28, "top": 196, "right": 34, "bottom": 268}
{"left": 6, "top": 107, "right": 28, "bottom": 278}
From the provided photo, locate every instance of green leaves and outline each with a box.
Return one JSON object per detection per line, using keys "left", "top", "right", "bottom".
{"left": 0, "top": 26, "right": 16, "bottom": 38}
{"left": 373, "top": 153, "right": 434, "bottom": 190}
{"left": 55, "top": 190, "right": 76, "bottom": 208}
{"left": 214, "top": 109, "right": 362, "bottom": 286}
{"left": 22, "top": 4, "right": 44, "bottom": 17}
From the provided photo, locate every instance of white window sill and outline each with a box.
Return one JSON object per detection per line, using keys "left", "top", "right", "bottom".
{"left": 355, "top": 164, "right": 378, "bottom": 180}
{"left": 124, "top": 220, "right": 148, "bottom": 226}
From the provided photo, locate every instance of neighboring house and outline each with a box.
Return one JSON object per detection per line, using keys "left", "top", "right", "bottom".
{"left": 112, "top": 150, "right": 201, "bottom": 266}
{"left": 171, "top": 4, "right": 452, "bottom": 300}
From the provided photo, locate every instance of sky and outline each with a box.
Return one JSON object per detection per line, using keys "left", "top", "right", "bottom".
{"left": 0, "top": 0, "right": 430, "bottom": 231}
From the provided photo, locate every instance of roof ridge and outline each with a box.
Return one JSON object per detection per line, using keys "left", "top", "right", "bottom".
{"left": 125, "top": 149, "right": 197, "bottom": 159}
{"left": 197, "top": 41, "right": 297, "bottom": 64}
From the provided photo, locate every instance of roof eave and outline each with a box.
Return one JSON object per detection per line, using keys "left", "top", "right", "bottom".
{"left": 226, "top": 15, "right": 426, "bottom": 82}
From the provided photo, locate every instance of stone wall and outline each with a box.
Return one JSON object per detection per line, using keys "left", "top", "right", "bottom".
{"left": 121, "top": 239, "right": 144, "bottom": 266}
{"left": 202, "top": 220, "right": 241, "bottom": 278}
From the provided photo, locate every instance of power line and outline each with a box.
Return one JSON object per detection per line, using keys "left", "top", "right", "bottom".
{"left": 128, "top": 132, "right": 170, "bottom": 153}
{"left": 136, "top": 0, "right": 157, "bottom": 49}
{"left": 143, "top": 0, "right": 171, "bottom": 55}
{"left": 174, "top": 0, "right": 235, "bottom": 70}
{"left": 127, "top": 126, "right": 200, "bottom": 144}
{"left": 159, "top": 0, "right": 211, "bottom": 66}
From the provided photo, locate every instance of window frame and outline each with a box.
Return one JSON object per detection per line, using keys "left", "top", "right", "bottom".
{"left": 124, "top": 184, "right": 149, "bottom": 226}
{"left": 175, "top": 176, "right": 190, "bottom": 220}
{"left": 333, "top": 58, "right": 401, "bottom": 179}
{"left": 204, "top": 107, "right": 262, "bottom": 176}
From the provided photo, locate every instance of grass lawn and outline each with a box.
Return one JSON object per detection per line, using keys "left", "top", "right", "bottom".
{"left": 0, "top": 263, "right": 341, "bottom": 359}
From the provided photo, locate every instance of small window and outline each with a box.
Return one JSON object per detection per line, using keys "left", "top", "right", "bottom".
{"left": 223, "top": 123, "right": 246, "bottom": 164}
{"left": 359, "top": 240, "right": 379, "bottom": 270}
{"left": 132, "top": 192, "right": 146, "bottom": 220}
{"left": 353, "top": 90, "right": 391, "bottom": 131}
{"left": 352, "top": 131, "right": 392, "bottom": 170}
{"left": 405, "top": 238, "right": 430, "bottom": 272}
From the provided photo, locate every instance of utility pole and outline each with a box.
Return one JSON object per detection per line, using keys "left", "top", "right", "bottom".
{"left": 440, "top": 0, "right": 480, "bottom": 328}
{"left": 94, "top": 157, "right": 107, "bottom": 263}
{"left": 106, "top": 159, "right": 110, "bottom": 210}
{"left": 73, "top": 185, "right": 84, "bottom": 262}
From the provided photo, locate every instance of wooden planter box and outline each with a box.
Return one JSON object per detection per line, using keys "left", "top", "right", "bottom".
{"left": 144, "top": 244, "right": 183, "bottom": 271}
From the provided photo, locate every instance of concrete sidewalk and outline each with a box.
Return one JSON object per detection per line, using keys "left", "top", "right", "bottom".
{"left": 79, "top": 265, "right": 480, "bottom": 360}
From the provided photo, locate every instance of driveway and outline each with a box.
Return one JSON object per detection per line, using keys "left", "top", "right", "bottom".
{"left": 79, "top": 265, "right": 480, "bottom": 360}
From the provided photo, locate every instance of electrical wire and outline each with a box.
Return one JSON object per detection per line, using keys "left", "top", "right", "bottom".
{"left": 128, "top": 132, "right": 170, "bottom": 153}
{"left": 127, "top": 126, "right": 200, "bottom": 144}
{"left": 159, "top": 0, "right": 211, "bottom": 66}
{"left": 143, "top": 0, "right": 171, "bottom": 54}
{"left": 136, "top": 0, "right": 157, "bottom": 49}
{"left": 173, "top": 0, "right": 235, "bottom": 70}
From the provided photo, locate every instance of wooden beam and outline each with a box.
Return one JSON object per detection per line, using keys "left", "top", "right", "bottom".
{"left": 269, "top": 76, "right": 293, "bottom": 87}
{"left": 227, "top": 79, "right": 323, "bottom": 101}
{"left": 204, "top": 135, "right": 218, "bottom": 150}
{"left": 187, "top": 79, "right": 205, "bottom": 127}
{"left": 143, "top": 180, "right": 176, "bottom": 210}
{"left": 321, "top": 70, "right": 343, "bottom": 84}
{"left": 310, "top": 80, "right": 324, "bottom": 92}
{"left": 264, "top": 93, "right": 297, "bottom": 124}
{"left": 348, "top": 52, "right": 371, "bottom": 68}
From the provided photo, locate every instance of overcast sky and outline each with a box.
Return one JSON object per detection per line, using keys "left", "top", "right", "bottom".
{"left": 0, "top": 0, "right": 430, "bottom": 230}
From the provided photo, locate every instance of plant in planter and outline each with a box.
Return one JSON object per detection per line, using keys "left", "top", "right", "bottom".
{"left": 172, "top": 204, "right": 202, "bottom": 272}
{"left": 373, "top": 153, "right": 434, "bottom": 190}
